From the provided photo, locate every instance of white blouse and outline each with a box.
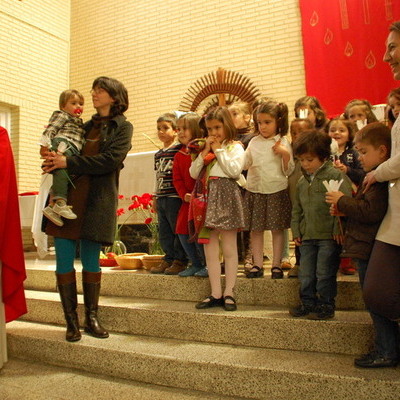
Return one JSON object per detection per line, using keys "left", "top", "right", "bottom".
{"left": 376, "top": 116, "right": 400, "bottom": 246}
{"left": 189, "top": 141, "right": 245, "bottom": 180}
{"left": 244, "top": 134, "right": 294, "bottom": 194}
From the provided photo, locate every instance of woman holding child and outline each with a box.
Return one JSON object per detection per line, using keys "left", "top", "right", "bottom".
{"left": 43, "top": 76, "right": 133, "bottom": 342}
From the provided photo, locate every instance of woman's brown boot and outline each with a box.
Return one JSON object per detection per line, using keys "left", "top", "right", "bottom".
{"left": 82, "top": 271, "right": 109, "bottom": 338}
{"left": 56, "top": 270, "right": 81, "bottom": 342}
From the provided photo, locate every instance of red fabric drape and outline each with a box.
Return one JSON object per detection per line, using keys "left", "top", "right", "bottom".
{"left": 0, "top": 127, "right": 27, "bottom": 322}
{"left": 299, "top": 0, "right": 400, "bottom": 117}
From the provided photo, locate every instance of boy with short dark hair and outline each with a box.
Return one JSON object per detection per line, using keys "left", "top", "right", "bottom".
{"left": 151, "top": 113, "right": 188, "bottom": 274}
{"left": 325, "top": 122, "right": 393, "bottom": 367}
{"left": 290, "top": 129, "right": 352, "bottom": 320}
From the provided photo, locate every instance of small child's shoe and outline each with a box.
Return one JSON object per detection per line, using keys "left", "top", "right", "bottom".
{"left": 178, "top": 265, "right": 202, "bottom": 277}
{"left": 308, "top": 304, "right": 335, "bottom": 320}
{"left": 339, "top": 257, "right": 356, "bottom": 275}
{"left": 287, "top": 264, "right": 299, "bottom": 278}
{"left": 280, "top": 259, "right": 292, "bottom": 270}
{"left": 194, "top": 267, "right": 208, "bottom": 277}
{"left": 42, "top": 205, "right": 64, "bottom": 227}
{"left": 53, "top": 200, "right": 77, "bottom": 219}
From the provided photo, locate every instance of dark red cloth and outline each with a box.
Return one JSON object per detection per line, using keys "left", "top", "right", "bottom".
{"left": 299, "top": 1, "right": 400, "bottom": 117}
{"left": 0, "top": 127, "right": 27, "bottom": 322}
{"left": 172, "top": 147, "right": 196, "bottom": 234}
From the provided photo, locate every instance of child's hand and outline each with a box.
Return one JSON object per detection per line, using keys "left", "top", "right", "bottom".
{"left": 40, "top": 146, "right": 49, "bottom": 158}
{"left": 329, "top": 204, "right": 345, "bottom": 216}
{"left": 294, "top": 237, "right": 302, "bottom": 246}
{"left": 210, "top": 140, "right": 222, "bottom": 152}
{"left": 333, "top": 234, "right": 344, "bottom": 245}
{"left": 325, "top": 190, "right": 344, "bottom": 205}
{"left": 333, "top": 159, "right": 348, "bottom": 173}
{"left": 184, "top": 193, "right": 191, "bottom": 202}
{"left": 272, "top": 140, "right": 289, "bottom": 157}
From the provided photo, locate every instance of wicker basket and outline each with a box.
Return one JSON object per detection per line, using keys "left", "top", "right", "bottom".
{"left": 141, "top": 255, "right": 164, "bottom": 270}
{"left": 115, "top": 253, "right": 148, "bottom": 270}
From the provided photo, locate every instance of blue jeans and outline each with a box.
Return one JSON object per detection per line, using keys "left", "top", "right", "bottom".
{"left": 54, "top": 237, "right": 101, "bottom": 273}
{"left": 156, "top": 196, "right": 187, "bottom": 264}
{"left": 353, "top": 257, "right": 400, "bottom": 360}
{"left": 299, "top": 239, "right": 340, "bottom": 307}
{"left": 178, "top": 234, "right": 205, "bottom": 269}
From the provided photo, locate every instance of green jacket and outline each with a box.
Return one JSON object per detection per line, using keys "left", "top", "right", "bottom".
{"left": 291, "top": 161, "right": 352, "bottom": 241}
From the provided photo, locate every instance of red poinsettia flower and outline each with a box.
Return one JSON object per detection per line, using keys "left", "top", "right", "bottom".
{"left": 116, "top": 208, "right": 125, "bottom": 216}
{"left": 144, "top": 217, "right": 153, "bottom": 224}
{"left": 118, "top": 194, "right": 124, "bottom": 200}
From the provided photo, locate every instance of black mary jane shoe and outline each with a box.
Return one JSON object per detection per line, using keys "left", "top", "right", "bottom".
{"left": 246, "top": 265, "right": 264, "bottom": 279}
{"left": 271, "top": 266, "right": 284, "bottom": 279}
{"left": 195, "top": 296, "right": 224, "bottom": 309}
{"left": 223, "top": 296, "right": 237, "bottom": 311}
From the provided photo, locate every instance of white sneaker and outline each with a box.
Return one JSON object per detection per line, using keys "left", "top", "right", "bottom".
{"left": 53, "top": 200, "right": 77, "bottom": 219}
{"left": 42, "top": 206, "right": 64, "bottom": 226}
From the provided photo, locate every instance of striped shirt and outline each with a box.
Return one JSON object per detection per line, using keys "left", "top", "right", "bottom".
{"left": 40, "top": 110, "right": 85, "bottom": 151}
{"left": 154, "top": 143, "right": 182, "bottom": 197}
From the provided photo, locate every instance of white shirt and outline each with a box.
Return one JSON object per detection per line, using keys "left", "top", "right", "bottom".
{"left": 376, "top": 116, "right": 400, "bottom": 246}
{"left": 189, "top": 141, "right": 245, "bottom": 180}
{"left": 244, "top": 134, "right": 294, "bottom": 194}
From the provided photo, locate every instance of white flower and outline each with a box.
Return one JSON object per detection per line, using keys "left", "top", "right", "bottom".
{"left": 322, "top": 179, "right": 343, "bottom": 192}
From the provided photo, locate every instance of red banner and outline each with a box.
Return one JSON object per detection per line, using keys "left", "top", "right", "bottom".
{"left": 299, "top": 0, "right": 400, "bottom": 117}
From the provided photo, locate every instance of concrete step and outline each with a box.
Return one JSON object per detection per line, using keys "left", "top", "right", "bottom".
{"left": 21, "top": 290, "right": 373, "bottom": 356}
{"left": 24, "top": 267, "right": 365, "bottom": 310}
{"left": 7, "top": 320, "right": 400, "bottom": 400}
{"left": 1, "top": 358, "right": 245, "bottom": 400}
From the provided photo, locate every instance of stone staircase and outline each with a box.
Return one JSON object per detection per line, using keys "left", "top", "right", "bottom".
{"left": 6, "top": 264, "right": 400, "bottom": 399}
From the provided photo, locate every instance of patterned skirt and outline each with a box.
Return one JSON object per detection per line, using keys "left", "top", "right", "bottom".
{"left": 205, "top": 178, "right": 245, "bottom": 230}
{"left": 244, "top": 189, "right": 292, "bottom": 231}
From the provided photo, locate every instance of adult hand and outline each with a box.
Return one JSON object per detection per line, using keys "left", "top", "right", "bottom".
{"left": 41, "top": 151, "right": 67, "bottom": 173}
{"left": 333, "top": 234, "right": 344, "bottom": 245}
{"left": 363, "top": 170, "right": 377, "bottom": 193}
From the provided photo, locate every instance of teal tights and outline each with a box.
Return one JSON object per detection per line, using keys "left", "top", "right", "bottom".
{"left": 54, "top": 237, "right": 101, "bottom": 274}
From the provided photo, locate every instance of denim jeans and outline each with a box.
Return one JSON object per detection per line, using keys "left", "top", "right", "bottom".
{"left": 353, "top": 257, "right": 400, "bottom": 360}
{"left": 156, "top": 196, "right": 187, "bottom": 264}
{"left": 178, "top": 234, "right": 205, "bottom": 270}
{"left": 299, "top": 239, "right": 340, "bottom": 307}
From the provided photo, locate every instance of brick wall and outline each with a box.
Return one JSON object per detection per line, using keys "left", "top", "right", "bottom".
{"left": 70, "top": 0, "right": 306, "bottom": 154}
{"left": 1, "top": 0, "right": 306, "bottom": 191}
{"left": 0, "top": 0, "right": 70, "bottom": 191}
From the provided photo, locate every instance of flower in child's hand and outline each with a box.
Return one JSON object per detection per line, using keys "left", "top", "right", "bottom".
{"left": 322, "top": 179, "right": 343, "bottom": 192}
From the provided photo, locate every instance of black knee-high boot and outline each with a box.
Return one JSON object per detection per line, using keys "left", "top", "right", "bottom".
{"left": 56, "top": 270, "right": 81, "bottom": 342}
{"left": 82, "top": 270, "right": 109, "bottom": 338}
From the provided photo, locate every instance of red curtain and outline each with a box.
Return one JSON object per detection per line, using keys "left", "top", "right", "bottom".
{"left": 0, "top": 127, "right": 27, "bottom": 322}
{"left": 299, "top": 0, "right": 400, "bottom": 117}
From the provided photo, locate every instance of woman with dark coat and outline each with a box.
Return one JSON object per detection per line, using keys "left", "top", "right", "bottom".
{"left": 43, "top": 76, "right": 133, "bottom": 342}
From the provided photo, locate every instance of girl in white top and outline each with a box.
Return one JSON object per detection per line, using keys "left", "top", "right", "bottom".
{"left": 244, "top": 101, "right": 294, "bottom": 279}
{"left": 190, "top": 107, "right": 245, "bottom": 311}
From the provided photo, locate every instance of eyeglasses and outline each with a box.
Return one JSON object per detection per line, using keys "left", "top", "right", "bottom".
{"left": 90, "top": 88, "right": 107, "bottom": 95}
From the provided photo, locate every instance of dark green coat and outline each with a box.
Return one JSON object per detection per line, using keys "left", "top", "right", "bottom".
{"left": 47, "top": 114, "right": 133, "bottom": 245}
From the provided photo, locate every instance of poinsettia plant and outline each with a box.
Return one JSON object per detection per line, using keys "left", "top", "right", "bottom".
{"left": 115, "top": 192, "right": 163, "bottom": 255}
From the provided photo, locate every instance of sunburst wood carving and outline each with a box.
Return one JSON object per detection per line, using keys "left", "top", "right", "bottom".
{"left": 179, "top": 67, "right": 260, "bottom": 113}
